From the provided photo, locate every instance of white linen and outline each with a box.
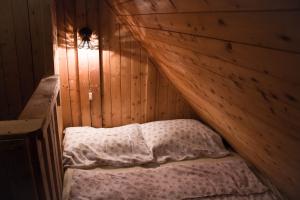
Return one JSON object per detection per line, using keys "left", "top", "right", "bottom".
{"left": 141, "top": 119, "right": 230, "bottom": 163}
{"left": 63, "top": 123, "right": 153, "bottom": 169}
{"left": 63, "top": 156, "right": 277, "bottom": 200}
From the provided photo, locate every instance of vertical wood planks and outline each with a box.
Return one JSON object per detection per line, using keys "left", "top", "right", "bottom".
{"left": 120, "top": 25, "right": 132, "bottom": 125}
{"left": 40, "top": 0, "right": 55, "bottom": 77}
{"left": 145, "top": 60, "right": 157, "bottom": 122}
{"left": 156, "top": 72, "right": 169, "bottom": 120}
{"left": 175, "top": 92, "right": 186, "bottom": 119}
{"left": 101, "top": 48, "right": 112, "bottom": 127}
{"left": 109, "top": 20, "right": 122, "bottom": 127}
{"left": 0, "top": 0, "right": 57, "bottom": 120}
{"left": 0, "top": 55, "right": 8, "bottom": 120}
{"left": 140, "top": 49, "right": 148, "bottom": 123}
{"left": 130, "top": 38, "right": 141, "bottom": 123}
{"left": 31, "top": 138, "right": 51, "bottom": 200}
{"left": 101, "top": 2, "right": 113, "bottom": 127}
{"left": 28, "top": 0, "right": 46, "bottom": 84}
{"left": 76, "top": 0, "right": 91, "bottom": 126}
{"left": 11, "top": 0, "right": 35, "bottom": 105}
{"left": 87, "top": 0, "right": 102, "bottom": 127}
{"left": 167, "top": 83, "right": 178, "bottom": 119}
{"left": 57, "top": 0, "right": 72, "bottom": 127}
{"left": 56, "top": 0, "right": 196, "bottom": 128}
{"left": 0, "top": 139, "right": 40, "bottom": 200}
{"left": 65, "top": 0, "right": 81, "bottom": 126}
{"left": 0, "top": 0, "right": 22, "bottom": 119}
{"left": 57, "top": 0, "right": 103, "bottom": 127}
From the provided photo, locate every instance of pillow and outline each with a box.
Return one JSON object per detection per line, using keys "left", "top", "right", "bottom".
{"left": 140, "top": 119, "right": 229, "bottom": 163}
{"left": 63, "top": 123, "right": 153, "bottom": 169}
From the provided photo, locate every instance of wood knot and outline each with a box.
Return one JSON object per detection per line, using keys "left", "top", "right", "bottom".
{"left": 226, "top": 42, "right": 233, "bottom": 51}
{"left": 218, "top": 19, "right": 226, "bottom": 26}
{"left": 278, "top": 34, "right": 291, "bottom": 42}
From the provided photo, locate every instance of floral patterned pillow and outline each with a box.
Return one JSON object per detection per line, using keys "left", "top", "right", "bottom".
{"left": 140, "top": 119, "right": 230, "bottom": 163}
{"left": 63, "top": 124, "right": 153, "bottom": 169}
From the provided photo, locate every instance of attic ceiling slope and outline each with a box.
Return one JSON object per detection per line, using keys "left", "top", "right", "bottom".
{"left": 107, "top": 0, "right": 300, "bottom": 199}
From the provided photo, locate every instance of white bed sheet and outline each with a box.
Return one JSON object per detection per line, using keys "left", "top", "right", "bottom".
{"left": 63, "top": 155, "right": 279, "bottom": 200}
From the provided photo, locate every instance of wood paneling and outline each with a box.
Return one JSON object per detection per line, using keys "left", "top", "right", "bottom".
{"left": 102, "top": 32, "right": 196, "bottom": 127}
{"left": 0, "top": 140, "right": 39, "bottom": 200}
{"left": 56, "top": 0, "right": 102, "bottom": 127}
{"left": 113, "top": 0, "right": 300, "bottom": 15}
{"left": 56, "top": 0, "right": 195, "bottom": 128}
{"left": 0, "top": 0, "right": 57, "bottom": 120}
{"left": 109, "top": 0, "right": 300, "bottom": 199}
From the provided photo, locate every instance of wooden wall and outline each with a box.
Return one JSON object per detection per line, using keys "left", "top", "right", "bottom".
{"left": 109, "top": 0, "right": 300, "bottom": 199}
{"left": 56, "top": 0, "right": 195, "bottom": 128}
{"left": 0, "top": 0, "right": 57, "bottom": 120}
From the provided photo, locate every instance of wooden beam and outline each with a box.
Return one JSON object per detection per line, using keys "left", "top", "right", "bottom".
{"left": 19, "top": 76, "right": 60, "bottom": 121}
{"left": 0, "top": 119, "right": 43, "bottom": 138}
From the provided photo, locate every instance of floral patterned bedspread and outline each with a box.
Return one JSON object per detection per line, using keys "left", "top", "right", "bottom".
{"left": 63, "top": 156, "right": 277, "bottom": 200}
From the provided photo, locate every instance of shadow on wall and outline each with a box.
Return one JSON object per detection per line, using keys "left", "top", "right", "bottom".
{"left": 56, "top": 7, "right": 136, "bottom": 58}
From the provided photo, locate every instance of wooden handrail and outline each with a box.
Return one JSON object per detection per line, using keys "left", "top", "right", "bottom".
{"left": 19, "top": 75, "right": 60, "bottom": 121}
{"left": 0, "top": 119, "right": 43, "bottom": 139}
{"left": 0, "top": 75, "right": 60, "bottom": 138}
{"left": 0, "top": 75, "right": 63, "bottom": 200}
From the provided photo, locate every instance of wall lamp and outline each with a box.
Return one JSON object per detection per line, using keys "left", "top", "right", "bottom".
{"left": 78, "top": 27, "right": 94, "bottom": 49}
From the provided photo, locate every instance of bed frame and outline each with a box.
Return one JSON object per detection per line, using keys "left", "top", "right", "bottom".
{"left": 0, "top": 76, "right": 63, "bottom": 200}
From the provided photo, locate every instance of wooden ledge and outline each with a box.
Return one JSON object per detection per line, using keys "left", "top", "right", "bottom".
{"left": 19, "top": 75, "right": 60, "bottom": 121}
{"left": 0, "top": 75, "right": 60, "bottom": 140}
{"left": 0, "top": 119, "right": 43, "bottom": 139}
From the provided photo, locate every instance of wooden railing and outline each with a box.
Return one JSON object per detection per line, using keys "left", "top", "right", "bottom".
{"left": 0, "top": 75, "right": 63, "bottom": 200}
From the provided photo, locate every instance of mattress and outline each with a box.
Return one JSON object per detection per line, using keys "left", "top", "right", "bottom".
{"left": 63, "top": 155, "right": 279, "bottom": 200}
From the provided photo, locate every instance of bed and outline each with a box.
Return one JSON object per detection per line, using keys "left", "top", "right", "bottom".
{"left": 62, "top": 119, "right": 282, "bottom": 200}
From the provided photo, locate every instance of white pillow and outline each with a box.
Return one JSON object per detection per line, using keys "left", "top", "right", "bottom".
{"left": 63, "top": 124, "right": 153, "bottom": 169}
{"left": 140, "top": 119, "right": 229, "bottom": 163}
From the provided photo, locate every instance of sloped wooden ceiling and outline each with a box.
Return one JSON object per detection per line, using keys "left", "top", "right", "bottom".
{"left": 108, "top": 0, "right": 300, "bottom": 199}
